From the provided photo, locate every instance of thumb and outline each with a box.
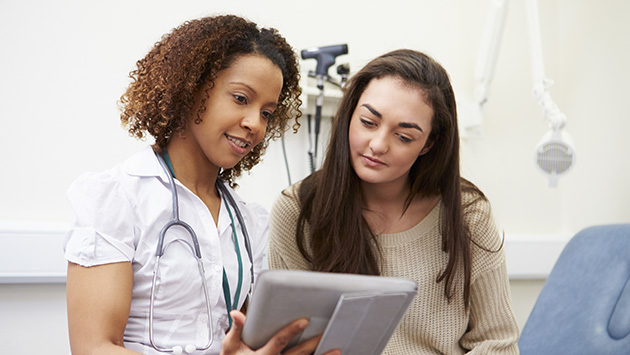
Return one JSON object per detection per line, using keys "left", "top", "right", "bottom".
{"left": 221, "top": 310, "right": 247, "bottom": 354}
{"left": 229, "top": 310, "right": 246, "bottom": 336}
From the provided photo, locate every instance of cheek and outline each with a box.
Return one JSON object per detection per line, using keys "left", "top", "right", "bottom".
{"left": 348, "top": 122, "right": 363, "bottom": 155}
{"left": 391, "top": 145, "right": 423, "bottom": 167}
{"left": 257, "top": 122, "right": 269, "bottom": 143}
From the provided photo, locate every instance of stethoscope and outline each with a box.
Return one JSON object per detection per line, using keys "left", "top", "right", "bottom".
{"left": 149, "top": 150, "right": 254, "bottom": 354}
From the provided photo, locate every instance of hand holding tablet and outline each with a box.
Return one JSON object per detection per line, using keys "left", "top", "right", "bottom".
{"left": 241, "top": 270, "right": 417, "bottom": 355}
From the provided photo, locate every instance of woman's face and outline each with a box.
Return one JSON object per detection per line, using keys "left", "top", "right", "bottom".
{"left": 349, "top": 76, "right": 434, "bottom": 188}
{"left": 188, "top": 54, "right": 283, "bottom": 170}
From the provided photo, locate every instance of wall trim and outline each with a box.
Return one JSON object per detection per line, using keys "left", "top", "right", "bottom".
{"left": 0, "top": 221, "right": 571, "bottom": 283}
{"left": 504, "top": 233, "right": 571, "bottom": 279}
{"left": 0, "top": 221, "right": 69, "bottom": 283}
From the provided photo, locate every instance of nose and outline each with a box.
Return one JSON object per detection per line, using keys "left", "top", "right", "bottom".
{"left": 369, "top": 130, "right": 389, "bottom": 155}
{"left": 240, "top": 109, "right": 265, "bottom": 135}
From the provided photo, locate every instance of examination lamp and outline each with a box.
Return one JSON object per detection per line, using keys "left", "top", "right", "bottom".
{"left": 526, "top": 0, "right": 575, "bottom": 186}
{"left": 301, "top": 44, "right": 349, "bottom": 77}
{"left": 301, "top": 44, "right": 349, "bottom": 172}
{"left": 474, "top": 0, "right": 575, "bottom": 187}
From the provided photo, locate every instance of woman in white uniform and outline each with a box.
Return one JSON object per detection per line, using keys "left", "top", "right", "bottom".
{"left": 64, "top": 15, "right": 335, "bottom": 355}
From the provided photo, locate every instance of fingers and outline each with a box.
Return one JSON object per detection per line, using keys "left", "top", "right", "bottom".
{"left": 258, "top": 318, "right": 308, "bottom": 354}
{"left": 282, "top": 334, "right": 341, "bottom": 355}
{"left": 282, "top": 334, "right": 320, "bottom": 355}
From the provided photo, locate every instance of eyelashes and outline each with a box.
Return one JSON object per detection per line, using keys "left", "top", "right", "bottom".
{"left": 360, "top": 118, "right": 414, "bottom": 143}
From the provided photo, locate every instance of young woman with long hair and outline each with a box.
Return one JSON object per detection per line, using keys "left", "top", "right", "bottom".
{"left": 269, "top": 49, "right": 519, "bottom": 354}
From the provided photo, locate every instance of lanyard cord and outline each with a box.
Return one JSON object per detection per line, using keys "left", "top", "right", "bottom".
{"left": 221, "top": 196, "right": 244, "bottom": 328}
{"left": 161, "top": 150, "right": 243, "bottom": 328}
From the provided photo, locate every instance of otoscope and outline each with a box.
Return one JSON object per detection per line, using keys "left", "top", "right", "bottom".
{"left": 301, "top": 44, "right": 348, "bottom": 172}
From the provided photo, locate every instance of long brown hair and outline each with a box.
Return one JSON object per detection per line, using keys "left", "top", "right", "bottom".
{"left": 296, "top": 49, "right": 485, "bottom": 306}
{"left": 119, "top": 15, "right": 302, "bottom": 187}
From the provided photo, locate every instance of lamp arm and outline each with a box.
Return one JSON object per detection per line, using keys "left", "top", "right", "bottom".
{"left": 474, "top": 0, "right": 509, "bottom": 108}
{"left": 526, "top": 0, "right": 566, "bottom": 130}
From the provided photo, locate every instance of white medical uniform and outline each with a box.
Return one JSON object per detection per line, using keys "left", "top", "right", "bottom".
{"left": 64, "top": 146, "right": 268, "bottom": 355}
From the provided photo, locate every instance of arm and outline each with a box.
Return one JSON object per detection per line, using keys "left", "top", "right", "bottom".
{"left": 66, "top": 261, "right": 139, "bottom": 355}
{"left": 460, "top": 261, "right": 520, "bottom": 354}
{"left": 221, "top": 311, "right": 340, "bottom": 355}
{"left": 459, "top": 195, "right": 520, "bottom": 354}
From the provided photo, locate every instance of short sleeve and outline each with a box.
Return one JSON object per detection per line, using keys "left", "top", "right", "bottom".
{"left": 63, "top": 171, "right": 137, "bottom": 267}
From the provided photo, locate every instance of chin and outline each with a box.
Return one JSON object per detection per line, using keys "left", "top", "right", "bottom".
{"left": 354, "top": 170, "right": 383, "bottom": 184}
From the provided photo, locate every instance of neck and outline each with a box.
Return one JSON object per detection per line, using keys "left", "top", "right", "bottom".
{"left": 165, "top": 137, "right": 220, "bottom": 198}
{"left": 360, "top": 178, "right": 410, "bottom": 216}
{"left": 359, "top": 177, "right": 440, "bottom": 234}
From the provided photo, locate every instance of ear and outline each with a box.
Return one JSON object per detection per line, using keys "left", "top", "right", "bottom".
{"left": 419, "top": 138, "right": 436, "bottom": 156}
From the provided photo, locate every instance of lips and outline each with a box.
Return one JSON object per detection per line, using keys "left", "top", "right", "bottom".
{"left": 361, "top": 154, "right": 385, "bottom": 167}
{"left": 226, "top": 134, "right": 251, "bottom": 149}
{"left": 225, "top": 134, "right": 252, "bottom": 156}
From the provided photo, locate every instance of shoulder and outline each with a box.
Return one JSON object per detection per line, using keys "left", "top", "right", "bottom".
{"left": 225, "top": 184, "right": 270, "bottom": 227}
{"left": 67, "top": 164, "right": 128, "bottom": 203}
{"left": 271, "top": 181, "right": 302, "bottom": 218}
{"left": 461, "top": 188, "right": 506, "bottom": 278}
{"left": 67, "top": 146, "right": 163, "bottom": 211}
{"left": 462, "top": 189, "right": 499, "bottom": 245}
{"left": 268, "top": 180, "right": 312, "bottom": 270}
{"left": 269, "top": 180, "right": 303, "bottom": 246}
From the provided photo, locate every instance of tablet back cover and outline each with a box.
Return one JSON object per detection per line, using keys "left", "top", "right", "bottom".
{"left": 241, "top": 270, "right": 417, "bottom": 352}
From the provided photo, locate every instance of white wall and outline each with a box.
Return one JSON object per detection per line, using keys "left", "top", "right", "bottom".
{"left": 1, "top": 0, "right": 629, "bottom": 353}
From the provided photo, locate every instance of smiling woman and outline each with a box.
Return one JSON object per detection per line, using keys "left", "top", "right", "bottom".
{"left": 167, "top": 54, "right": 284, "bottom": 223}
{"left": 62, "top": 14, "right": 337, "bottom": 355}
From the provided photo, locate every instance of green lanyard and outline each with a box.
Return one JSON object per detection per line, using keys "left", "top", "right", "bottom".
{"left": 162, "top": 151, "right": 243, "bottom": 328}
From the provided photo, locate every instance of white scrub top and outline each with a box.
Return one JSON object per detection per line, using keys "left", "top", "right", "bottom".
{"left": 64, "top": 146, "right": 268, "bottom": 355}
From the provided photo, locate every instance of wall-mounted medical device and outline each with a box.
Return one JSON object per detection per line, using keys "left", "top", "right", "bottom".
{"left": 474, "top": 0, "right": 575, "bottom": 187}
{"left": 301, "top": 44, "right": 349, "bottom": 173}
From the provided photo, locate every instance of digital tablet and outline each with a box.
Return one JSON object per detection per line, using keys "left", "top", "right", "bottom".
{"left": 241, "top": 270, "right": 417, "bottom": 355}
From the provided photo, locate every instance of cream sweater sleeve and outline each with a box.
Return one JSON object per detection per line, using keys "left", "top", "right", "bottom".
{"left": 459, "top": 196, "right": 520, "bottom": 354}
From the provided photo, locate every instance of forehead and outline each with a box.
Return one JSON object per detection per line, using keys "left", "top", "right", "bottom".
{"left": 360, "top": 76, "right": 425, "bottom": 100}
{"left": 216, "top": 54, "right": 283, "bottom": 95}
{"left": 358, "top": 76, "right": 433, "bottom": 124}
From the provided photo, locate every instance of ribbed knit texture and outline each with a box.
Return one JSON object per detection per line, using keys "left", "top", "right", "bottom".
{"left": 268, "top": 182, "right": 520, "bottom": 354}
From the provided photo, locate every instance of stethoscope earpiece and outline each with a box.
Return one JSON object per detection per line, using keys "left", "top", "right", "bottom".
{"left": 185, "top": 344, "right": 196, "bottom": 353}
{"left": 171, "top": 344, "right": 196, "bottom": 354}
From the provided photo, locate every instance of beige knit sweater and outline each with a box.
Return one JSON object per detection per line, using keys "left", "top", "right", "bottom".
{"left": 268, "top": 182, "right": 520, "bottom": 354}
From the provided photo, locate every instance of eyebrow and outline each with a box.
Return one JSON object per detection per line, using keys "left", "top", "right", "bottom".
{"left": 362, "top": 104, "right": 382, "bottom": 118}
{"left": 229, "top": 81, "right": 256, "bottom": 95}
{"left": 362, "top": 103, "right": 424, "bottom": 132}
{"left": 398, "top": 122, "right": 423, "bottom": 132}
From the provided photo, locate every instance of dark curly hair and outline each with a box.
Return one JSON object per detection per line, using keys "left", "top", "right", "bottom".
{"left": 119, "top": 15, "right": 302, "bottom": 186}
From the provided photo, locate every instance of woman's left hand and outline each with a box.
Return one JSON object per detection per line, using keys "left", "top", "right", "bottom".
{"left": 220, "top": 310, "right": 340, "bottom": 355}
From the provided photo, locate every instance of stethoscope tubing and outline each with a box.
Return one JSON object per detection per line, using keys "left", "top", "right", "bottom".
{"left": 149, "top": 151, "right": 255, "bottom": 353}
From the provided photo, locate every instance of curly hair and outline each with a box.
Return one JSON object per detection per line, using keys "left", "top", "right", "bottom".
{"left": 119, "top": 15, "right": 302, "bottom": 186}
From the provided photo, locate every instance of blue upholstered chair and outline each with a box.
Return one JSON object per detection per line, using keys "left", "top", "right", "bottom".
{"left": 518, "top": 224, "right": 630, "bottom": 354}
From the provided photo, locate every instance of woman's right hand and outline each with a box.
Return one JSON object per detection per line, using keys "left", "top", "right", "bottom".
{"left": 220, "top": 310, "right": 340, "bottom": 355}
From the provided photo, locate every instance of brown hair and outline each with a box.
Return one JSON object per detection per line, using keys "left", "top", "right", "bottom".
{"left": 296, "top": 49, "right": 485, "bottom": 307}
{"left": 119, "top": 15, "right": 301, "bottom": 186}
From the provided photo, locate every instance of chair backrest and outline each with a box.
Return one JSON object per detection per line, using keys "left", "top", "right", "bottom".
{"left": 519, "top": 224, "right": 630, "bottom": 355}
